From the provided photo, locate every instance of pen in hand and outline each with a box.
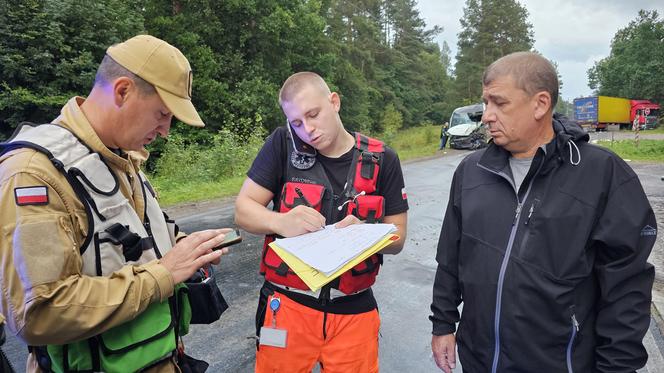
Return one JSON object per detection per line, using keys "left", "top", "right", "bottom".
{"left": 294, "top": 187, "right": 325, "bottom": 230}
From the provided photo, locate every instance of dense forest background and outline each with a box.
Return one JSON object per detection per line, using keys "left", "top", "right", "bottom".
{"left": 1, "top": 0, "right": 662, "bottom": 170}
{"left": 0, "top": 0, "right": 462, "bottom": 141}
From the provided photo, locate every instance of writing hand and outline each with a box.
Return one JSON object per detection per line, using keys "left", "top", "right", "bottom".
{"left": 275, "top": 205, "right": 326, "bottom": 237}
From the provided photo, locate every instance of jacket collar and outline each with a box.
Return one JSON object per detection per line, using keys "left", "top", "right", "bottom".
{"left": 477, "top": 135, "right": 554, "bottom": 176}
{"left": 478, "top": 114, "right": 588, "bottom": 175}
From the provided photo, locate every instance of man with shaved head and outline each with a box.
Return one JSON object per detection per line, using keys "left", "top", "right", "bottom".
{"left": 430, "top": 51, "right": 655, "bottom": 372}
{"left": 236, "top": 72, "right": 409, "bottom": 372}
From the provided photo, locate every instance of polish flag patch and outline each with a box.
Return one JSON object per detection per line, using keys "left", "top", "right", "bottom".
{"left": 15, "top": 186, "right": 49, "bottom": 206}
{"left": 401, "top": 187, "right": 408, "bottom": 200}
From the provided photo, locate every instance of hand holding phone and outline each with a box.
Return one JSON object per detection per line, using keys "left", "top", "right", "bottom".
{"left": 214, "top": 229, "right": 242, "bottom": 250}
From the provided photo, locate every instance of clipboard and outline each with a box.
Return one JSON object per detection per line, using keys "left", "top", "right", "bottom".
{"left": 269, "top": 234, "right": 399, "bottom": 292}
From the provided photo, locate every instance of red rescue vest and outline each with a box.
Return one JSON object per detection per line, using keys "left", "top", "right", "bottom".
{"left": 260, "top": 130, "right": 386, "bottom": 295}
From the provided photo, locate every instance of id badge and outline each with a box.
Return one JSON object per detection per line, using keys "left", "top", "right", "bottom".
{"left": 259, "top": 327, "right": 287, "bottom": 348}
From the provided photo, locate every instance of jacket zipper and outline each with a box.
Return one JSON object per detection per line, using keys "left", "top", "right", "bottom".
{"left": 490, "top": 196, "right": 528, "bottom": 373}
{"left": 566, "top": 314, "right": 579, "bottom": 373}
{"left": 478, "top": 163, "right": 538, "bottom": 373}
{"left": 524, "top": 199, "right": 540, "bottom": 225}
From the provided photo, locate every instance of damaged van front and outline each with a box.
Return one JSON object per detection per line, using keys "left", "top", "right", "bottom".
{"left": 447, "top": 103, "right": 488, "bottom": 150}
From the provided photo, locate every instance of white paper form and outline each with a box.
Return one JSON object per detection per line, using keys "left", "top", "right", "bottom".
{"left": 273, "top": 223, "right": 397, "bottom": 274}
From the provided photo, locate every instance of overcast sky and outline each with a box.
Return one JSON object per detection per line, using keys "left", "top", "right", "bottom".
{"left": 415, "top": 0, "right": 664, "bottom": 101}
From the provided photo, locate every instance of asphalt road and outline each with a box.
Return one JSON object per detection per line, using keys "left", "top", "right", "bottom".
{"left": 2, "top": 149, "right": 664, "bottom": 372}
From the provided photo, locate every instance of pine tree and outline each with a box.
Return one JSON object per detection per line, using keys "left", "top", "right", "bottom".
{"left": 454, "top": 0, "right": 534, "bottom": 102}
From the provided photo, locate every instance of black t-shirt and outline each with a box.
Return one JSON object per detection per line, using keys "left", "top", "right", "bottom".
{"left": 247, "top": 126, "right": 409, "bottom": 221}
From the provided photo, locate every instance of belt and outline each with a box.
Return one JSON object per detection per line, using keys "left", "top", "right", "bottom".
{"left": 267, "top": 281, "right": 367, "bottom": 300}
{"left": 262, "top": 281, "right": 377, "bottom": 314}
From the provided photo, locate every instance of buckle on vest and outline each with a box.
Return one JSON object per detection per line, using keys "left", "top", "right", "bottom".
{"left": 365, "top": 209, "right": 377, "bottom": 224}
{"left": 360, "top": 152, "right": 376, "bottom": 179}
{"left": 275, "top": 262, "right": 290, "bottom": 277}
{"left": 105, "top": 223, "right": 154, "bottom": 262}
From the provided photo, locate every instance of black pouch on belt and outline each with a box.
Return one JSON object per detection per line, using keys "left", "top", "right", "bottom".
{"left": 181, "top": 266, "right": 229, "bottom": 324}
{"left": 177, "top": 352, "right": 209, "bottom": 373}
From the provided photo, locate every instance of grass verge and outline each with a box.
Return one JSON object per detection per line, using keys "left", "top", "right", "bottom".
{"left": 153, "top": 175, "right": 246, "bottom": 206}
{"left": 385, "top": 124, "right": 440, "bottom": 161}
{"left": 648, "top": 126, "right": 664, "bottom": 134}
{"left": 597, "top": 139, "right": 664, "bottom": 162}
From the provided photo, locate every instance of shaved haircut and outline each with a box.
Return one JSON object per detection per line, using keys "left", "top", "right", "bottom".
{"left": 279, "top": 72, "right": 331, "bottom": 105}
{"left": 483, "top": 51, "right": 559, "bottom": 109}
{"left": 95, "top": 55, "right": 156, "bottom": 96}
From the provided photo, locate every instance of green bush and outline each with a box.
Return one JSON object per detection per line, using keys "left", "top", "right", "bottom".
{"left": 378, "top": 103, "right": 404, "bottom": 143}
{"left": 151, "top": 125, "right": 265, "bottom": 206}
{"left": 387, "top": 124, "right": 440, "bottom": 160}
{"left": 420, "top": 120, "right": 438, "bottom": 144}
{"left": 154, "top": 128, "right": 265, "bottom": 183}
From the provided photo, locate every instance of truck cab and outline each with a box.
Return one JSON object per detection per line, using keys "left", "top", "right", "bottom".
{"left": 630, "top": 100, "right": 660, "bottom": 130}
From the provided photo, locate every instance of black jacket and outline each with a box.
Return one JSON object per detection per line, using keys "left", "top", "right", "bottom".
{"left": 430, "top": 115, "right": 656, "bottom": 372}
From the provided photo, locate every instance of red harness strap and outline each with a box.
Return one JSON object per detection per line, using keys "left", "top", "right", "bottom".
{"left": 336, "top": 133, "right": 385, "bottom": 294}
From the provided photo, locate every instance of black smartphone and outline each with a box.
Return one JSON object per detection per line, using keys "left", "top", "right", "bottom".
{"left": 214, "top": 229, "right": 242, "bottom": 250}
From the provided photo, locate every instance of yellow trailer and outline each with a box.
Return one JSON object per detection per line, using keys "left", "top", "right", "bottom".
{"left": 597, "top": 96, "right": 631, "bottom": 124}
{"left": 574, "top": 96, "right": 631, "bottom": 130}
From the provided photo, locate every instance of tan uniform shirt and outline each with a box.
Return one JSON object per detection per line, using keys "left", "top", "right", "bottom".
{"left": 0, "top": 97, "right": 177, "bottom": 372}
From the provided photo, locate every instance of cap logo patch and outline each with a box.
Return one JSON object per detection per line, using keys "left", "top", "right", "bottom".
{"left": 15, "top": 186, "right": 49, "bottom": 206}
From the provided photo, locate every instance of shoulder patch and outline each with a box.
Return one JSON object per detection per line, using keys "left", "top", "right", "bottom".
{"left": 14, "top": 186, "right": 49, "bottom": 206}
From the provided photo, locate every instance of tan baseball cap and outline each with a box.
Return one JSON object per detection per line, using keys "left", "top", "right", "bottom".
{"left": 106, "top": 34, "right": 204, "bottom": 127}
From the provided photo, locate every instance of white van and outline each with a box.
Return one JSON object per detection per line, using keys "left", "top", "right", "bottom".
{"left": 447, "top": 103, "right": 487, "bottom": 150}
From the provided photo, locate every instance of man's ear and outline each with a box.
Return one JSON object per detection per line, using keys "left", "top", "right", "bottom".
{"left": 533, "top": 91, "right": 552, "bottom": 120}
{"left": 113, "top": 77, "right": 134, "bottom": 107}
{"left": 330, "top": 92, "right": 341, "bottom": 112}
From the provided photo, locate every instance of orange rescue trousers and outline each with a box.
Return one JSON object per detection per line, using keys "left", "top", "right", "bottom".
{"left": 255, "top": 290, "right": 380, "bottom": 373}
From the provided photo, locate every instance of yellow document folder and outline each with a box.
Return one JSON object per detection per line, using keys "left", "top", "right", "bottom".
{"left": 269, "top": 234, "right": 399, "bottom": 292}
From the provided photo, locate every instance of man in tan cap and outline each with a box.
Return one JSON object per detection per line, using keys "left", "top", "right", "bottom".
{"left": 0, "top": 34, "right": 229, "bottom": 372}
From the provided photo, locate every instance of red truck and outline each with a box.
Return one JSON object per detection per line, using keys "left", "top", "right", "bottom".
{"left": 630, "top": 99, "right": 660, "bottom": 130}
